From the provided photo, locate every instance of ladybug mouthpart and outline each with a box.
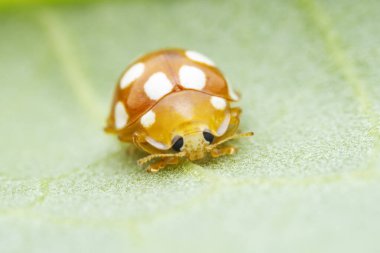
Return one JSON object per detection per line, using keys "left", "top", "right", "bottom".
{"left": 182, "top": 132, "right": 209, "bottom": 161}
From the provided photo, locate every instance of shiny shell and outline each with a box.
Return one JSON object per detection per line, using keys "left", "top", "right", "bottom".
{"left": 105, "top": 48, "right": 239, "bottom": 133}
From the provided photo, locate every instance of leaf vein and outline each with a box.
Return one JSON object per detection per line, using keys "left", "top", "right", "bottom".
{"left": 38, "top": 8, "right": 104, "bottom": 122}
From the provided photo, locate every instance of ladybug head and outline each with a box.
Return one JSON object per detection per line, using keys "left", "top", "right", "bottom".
{"left": 137, "top": 129, "right": 253, "bottom": 167}
{"left": 173, "top": 130, "right": 214, "bottom": 161}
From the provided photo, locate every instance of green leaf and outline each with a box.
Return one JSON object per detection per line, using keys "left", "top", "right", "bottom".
{"left": 1, "top": 0, "right": 379, "bottom": 252}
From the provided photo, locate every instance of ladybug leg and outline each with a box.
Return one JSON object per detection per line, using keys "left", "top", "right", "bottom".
{"left": 147, "top": 157, "right": 179, "bottom": 173}
{"left": 220, "top": 107, "right": 241, "bottom": 140}
{"left": 231, "top": 107, "right": 242, "bottom": 118}
{"left": 132, "top": 132, "right": 152, "bottom": 153}
{"left": 210, "top": 146, "right": 237, "bottom": 158}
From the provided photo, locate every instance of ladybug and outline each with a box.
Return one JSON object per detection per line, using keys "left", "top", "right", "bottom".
{"left": 105, "top": 49, "right": 253, "bottom": 172}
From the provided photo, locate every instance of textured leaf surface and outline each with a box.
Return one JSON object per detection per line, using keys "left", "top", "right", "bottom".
{"left": 1, "top": 0, "right": 380, "bottom": 252}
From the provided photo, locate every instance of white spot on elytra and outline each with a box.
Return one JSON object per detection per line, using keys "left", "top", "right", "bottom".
{"left": 228, "top": 85, "right": 239, "bottom": 101}
{"left": 120, "top": 63, "right": 145, "bottom": 89}
{"left": 144, "top": 72, "right": 173, "bottom": 100}
{"left": 210, "top": 96, "right": 227, "bottom": 110}
{"left": 179, "top": 65, "right": 206, "bottom": 90}
{"left": 114, "top": 101, "right": 128, "bottom": 129}
{"left": 185, "top": 50, "right": 215, "bottom": 66}
{"left": 141, "top": 110, "right": 156, "bottom": 128}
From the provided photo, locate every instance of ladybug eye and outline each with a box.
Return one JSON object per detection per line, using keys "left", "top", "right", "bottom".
{"left": 203, "top": 131, "right": 214, "bottom": 144}
{"left": 172, "top": 136, "right": 184, "bottom": 152}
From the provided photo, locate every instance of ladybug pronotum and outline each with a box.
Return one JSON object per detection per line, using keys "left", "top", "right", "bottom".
{"left": 105, "top": 49, "right": 253, "bottom": 172}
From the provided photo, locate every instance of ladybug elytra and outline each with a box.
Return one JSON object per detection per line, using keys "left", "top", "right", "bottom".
{"left": 105, "top": 49, "right": 253, "bottom": 172}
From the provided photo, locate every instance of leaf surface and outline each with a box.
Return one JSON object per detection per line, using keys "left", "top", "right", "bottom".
{"left": 0, "top": 0, "right": 379, "bottom": 252}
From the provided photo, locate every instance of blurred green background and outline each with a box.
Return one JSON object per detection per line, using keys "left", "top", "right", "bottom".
{"left": 1, "top": 0, "right": 380, "bottom": 252}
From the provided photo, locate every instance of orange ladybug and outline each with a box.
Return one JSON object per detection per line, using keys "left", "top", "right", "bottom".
{"left": 105, "top": 49, "right": 253, "bottom": 172}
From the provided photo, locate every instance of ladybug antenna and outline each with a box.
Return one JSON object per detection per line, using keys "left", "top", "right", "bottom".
{"left": 206, "top": 131, "right": 254, "bottom": 151}
{"left": 137, "top": 152, "right": 186, "bottom": 166}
